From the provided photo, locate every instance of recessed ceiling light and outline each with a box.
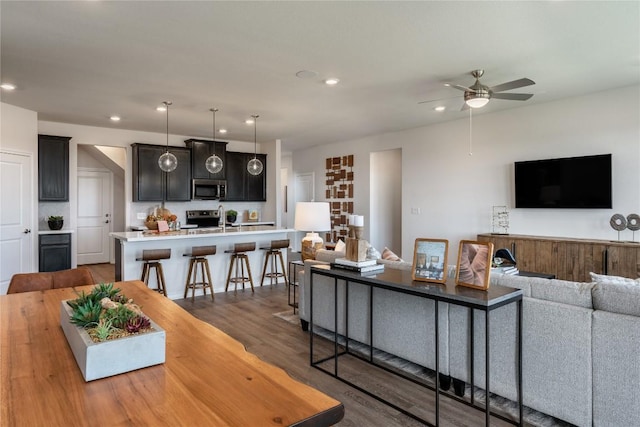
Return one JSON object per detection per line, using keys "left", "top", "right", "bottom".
{"left": 156, "top": 105, "right": 166, "bottom": 112}
{"left": 245, "top": 118, "right": 254, "bottom": 125}
{"left": 1, "top": 83, "right": 16, "bottom": 90}
{"left": 324, "top": 78, "right": 340, "bottom": 85}
{"left": 434, "top": 106, "right": 446, "bottom": 112}
{"left": 110, "top": 115, "right": 121, "bottom": 121}
{"left": 219, "top": 129, "right": 227, "bottom": 134}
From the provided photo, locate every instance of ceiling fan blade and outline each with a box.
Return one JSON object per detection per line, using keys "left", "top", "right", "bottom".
{"left": 418, "top": 95, "right": 458, "bottom": 105}
{"left": 489, "top": 78, "right": 535, "bottom": 93}
{"left": 447, "top": 84, "right": 474, "bottom": 92}
{"left": 460, "top": 102, "right": 470, "bottom": 111}
{"left": 491, "top": 92, "right": 533, "bottom": 101}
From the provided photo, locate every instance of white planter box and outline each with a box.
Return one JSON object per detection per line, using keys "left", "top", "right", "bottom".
{"left": 60, "top": 301, "right": 166, "bottom": 381}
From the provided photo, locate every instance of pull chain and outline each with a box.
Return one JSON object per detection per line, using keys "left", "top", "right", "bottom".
{"left": 469, "top": 107, "right": 473, "bottom": 156}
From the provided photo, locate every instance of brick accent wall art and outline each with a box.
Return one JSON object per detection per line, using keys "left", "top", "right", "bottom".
{"left": 325, "top": 155, "right": 354, "bottom": 242}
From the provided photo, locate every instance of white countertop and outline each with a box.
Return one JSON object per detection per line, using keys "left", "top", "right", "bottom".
{"left": 38, "top": 229, "right": 75, "bottom": 235}
{"left": 111, "top": 226, "right": 293, "bottom": 242}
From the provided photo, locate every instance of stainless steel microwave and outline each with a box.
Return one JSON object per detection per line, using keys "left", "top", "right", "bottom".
{"left": 192, "top": 179, "right": 226, "bottom": 200}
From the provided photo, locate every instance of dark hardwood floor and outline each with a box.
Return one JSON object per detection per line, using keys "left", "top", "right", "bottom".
{"left": 83, "top": 263, "right": 519, "bottom": 426}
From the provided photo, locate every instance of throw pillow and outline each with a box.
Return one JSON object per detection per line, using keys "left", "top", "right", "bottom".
{"left": 381, "top": 247, "right": 403, "bottom": 262}
{"left": 589, "top": 272, "right": 640, "bottom": 285}
{"left": 334, "top": 239, "right": 346, "bottom": 252}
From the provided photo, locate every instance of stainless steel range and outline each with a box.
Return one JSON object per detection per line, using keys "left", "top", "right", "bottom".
{"left": 185, "top": 210, "right": 220, "bottom": 228}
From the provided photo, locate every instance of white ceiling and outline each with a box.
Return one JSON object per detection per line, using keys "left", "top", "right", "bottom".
{"left": 1, "top": 1, "right": 639, "bottom": 152}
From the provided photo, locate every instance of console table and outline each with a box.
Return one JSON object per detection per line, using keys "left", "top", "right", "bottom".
{"left": 309, "top": 264, "right": 523, "bottom": 426}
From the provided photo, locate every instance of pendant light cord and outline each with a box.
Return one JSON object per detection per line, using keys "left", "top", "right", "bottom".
{"left": 252, "top": 115, "right": 259, "bottom": 159}
{"left": 211, "top": 108, "right": 218, "bottom": 155}
{"left": 164, "top": 101, "right": 172, "bottom": 153}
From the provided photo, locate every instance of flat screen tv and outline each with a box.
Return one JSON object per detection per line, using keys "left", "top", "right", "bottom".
{"left": 514, "top": 154, "right": 612, "bottom": 209}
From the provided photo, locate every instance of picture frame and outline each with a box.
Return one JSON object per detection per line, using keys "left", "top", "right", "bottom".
{"left": 455, "top": 240, "right": 494, "bottom": 290}
{"left": 411, "top": 238, "right": 449, "bottom": 284}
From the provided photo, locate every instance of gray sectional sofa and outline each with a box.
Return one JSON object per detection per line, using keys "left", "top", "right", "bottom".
{"left": 298, "top": 249, "right": 640, "bottom": 426}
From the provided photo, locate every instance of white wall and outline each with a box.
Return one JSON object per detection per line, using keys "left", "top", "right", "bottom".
{"left": 292, "top": 86, "right": 640, "bottom": 261}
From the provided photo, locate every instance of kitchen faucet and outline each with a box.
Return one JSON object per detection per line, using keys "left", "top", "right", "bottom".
{"left": 218, "top": 204, "right": 225, "bottom": 232}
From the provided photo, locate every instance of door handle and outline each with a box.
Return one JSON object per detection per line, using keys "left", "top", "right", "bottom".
{"left": 23, "top": 228, "right": 31, "bottom": 234}
{"left": 105, "top": 220, "right": 110, "bottom": 224}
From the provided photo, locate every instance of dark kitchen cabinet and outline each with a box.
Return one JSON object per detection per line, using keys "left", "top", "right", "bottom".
{"left": 38, "top": 134, "right": 70, "bottom": 201}
{"left": 132, "top": 143, "right": 191, "bottom": 202}
{"left": 224, "top": 151, "right": 267, "bottom": 202}
{"left": 39, "top": 233, "right": 71, "bottom": 272}
{"left": 184, "top": 139, "right": 227, "bottom": 180}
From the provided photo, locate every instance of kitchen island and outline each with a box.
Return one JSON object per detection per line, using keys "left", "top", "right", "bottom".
{"left": 111, "top": 226, "right": 294, "bottom": 299}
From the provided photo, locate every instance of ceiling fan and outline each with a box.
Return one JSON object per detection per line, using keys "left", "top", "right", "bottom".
{"left": 420, "top": 69, "right": 535, "bottom": 110}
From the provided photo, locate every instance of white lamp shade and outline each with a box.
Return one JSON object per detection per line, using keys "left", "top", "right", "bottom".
{"left": 294, "top": 202, "right": 331, "bottom": 232}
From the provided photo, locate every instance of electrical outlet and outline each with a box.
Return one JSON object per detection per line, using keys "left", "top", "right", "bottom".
{"left": 137, "top": 212, "right": 146, "bottom": 220}
{"left": 411, "top": 207, "right": 421, "bottom": 215}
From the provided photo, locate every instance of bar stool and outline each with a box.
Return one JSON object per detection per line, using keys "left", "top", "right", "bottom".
{"left": 183, "top": 245, "right": 216, "bottom": 301}
{"left": 136, "top": 248, "right": 171, "bottom": 296}
{"left": 260, "top": 239, "right": 289, "bottom": 286}
{"left": 225, "top": 242, "right": 256, "bottom": 292}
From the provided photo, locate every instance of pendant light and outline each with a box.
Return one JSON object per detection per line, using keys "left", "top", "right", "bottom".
{"left": 205, "top": 108, "right": 224, "bottom": 174}
{"left": 247, "top": 114, "right": 263, "bottom": 176}
{"left": 158, "top": 101, "right": 178, "bottom": 172}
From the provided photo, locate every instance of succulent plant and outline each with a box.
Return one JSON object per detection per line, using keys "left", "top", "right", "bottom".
{"left": 107, "top": 304, "right": 137, "bottom": 329}
{"left": 69, "top": 299, "right": 102, "bottom": 327}
{"left": 124, "top": 315, "right": 151, "bottom": 333}
{"left": 67, "top": 284, "right": 154, "bottom": 342}
{"left": 90, "top": 318, "right": 115, "bottom": 342}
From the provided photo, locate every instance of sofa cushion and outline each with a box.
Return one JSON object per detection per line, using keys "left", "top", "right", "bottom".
{"left": 488, "top": 274, "right": 534, "bottom": 297}
{"left": 589, "top": 271, "right": 640, "bottom": 285}
{"left": 592, "top": 281, "right": 640, "bottom": 316}
{"left": 530, "top": 279, "right": 594, "bottom": 309}
{"left": 333, "top": 239, "right": 346, "bottom": 252}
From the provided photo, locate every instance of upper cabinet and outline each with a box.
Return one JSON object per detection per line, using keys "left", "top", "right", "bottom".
{"left": 132, "top": 143, "right": 191, "bottom": 202}
{"left": 184, "top": 139, "right": 227, "bottom": 180}
{"left": 38, "top": 134, "right": 70, "bottom": 201}
{"left": 224, "top": 151, "right": 267, "bottom": 202}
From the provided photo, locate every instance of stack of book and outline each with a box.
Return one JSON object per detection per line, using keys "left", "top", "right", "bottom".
{"left": 331, "top": 258, "right": 385, "bottom": 274}
{"left": 491, "top": 265, "right": 519, "bottom": 275}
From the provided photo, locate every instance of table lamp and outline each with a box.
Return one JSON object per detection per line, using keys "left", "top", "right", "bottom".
{"left": 294, "top": 202, "right": 331, "bottom": 261}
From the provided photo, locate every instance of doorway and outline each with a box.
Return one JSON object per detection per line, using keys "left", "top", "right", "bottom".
{"left": 0, "top": 151, "right": 34, "bottom": 294}
{"left": 370, "top": 149, "right": 402, "bottom": 256}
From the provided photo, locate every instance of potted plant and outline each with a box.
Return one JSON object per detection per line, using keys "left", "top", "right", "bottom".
{"left": 60, "top": 283, "right": 165, "bottom": 381}
{"left": 226, "top": 209, "right": 238, "bottom": 224}
{"left": 48, "top": 215, "right": 64, "bottom": 230}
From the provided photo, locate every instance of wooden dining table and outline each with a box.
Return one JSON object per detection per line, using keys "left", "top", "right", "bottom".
{"left": 0, "top": 280, "right": 344, "bottom": 426}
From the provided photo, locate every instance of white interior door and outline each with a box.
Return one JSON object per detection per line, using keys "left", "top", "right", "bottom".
{"left": 77, "top": 169, "right": 111, "bottom": 264}
{"left": 0, "top": 151, "right": 33, "bottom": 294}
